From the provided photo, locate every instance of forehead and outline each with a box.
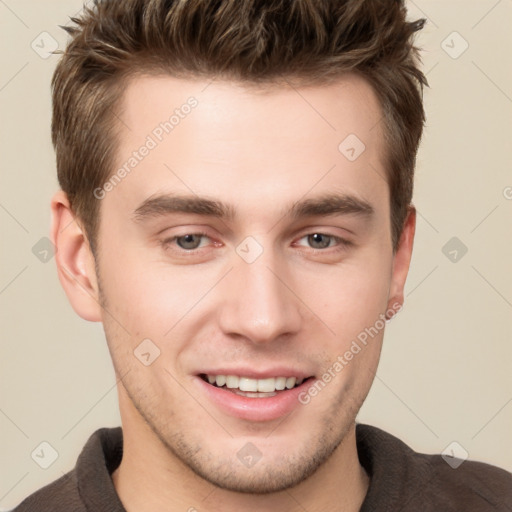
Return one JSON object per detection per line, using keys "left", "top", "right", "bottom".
{"left": 119, "top": 73, "right": 384, "bottom": 146}
{"left": 107, "top": 73, "right": 388, "bottom": 222}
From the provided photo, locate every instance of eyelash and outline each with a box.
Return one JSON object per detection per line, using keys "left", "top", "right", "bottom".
{"left": 161, "top": 232, "right": 353, "bottom": 254}
{"left": 294, "top": 233, "right": 353, "bottom": 252}
{"left": 161, "top": 231, "right": 213, "bottom": 253}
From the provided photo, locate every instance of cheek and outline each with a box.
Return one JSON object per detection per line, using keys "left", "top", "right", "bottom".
{"left": 310, "top": 255, "right": 392, "bottom": 338}
{"left": 99, "top": 251, "right": 214, "bottom": 334}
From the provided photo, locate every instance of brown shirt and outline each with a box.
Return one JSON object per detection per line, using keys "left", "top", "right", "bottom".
{"left": 12, "top": 424, "right": 512, "bottom": 511}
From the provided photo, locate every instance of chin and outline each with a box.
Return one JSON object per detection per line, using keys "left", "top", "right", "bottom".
{"left": 160, "top": 427, "right": 349, "bottom": 494}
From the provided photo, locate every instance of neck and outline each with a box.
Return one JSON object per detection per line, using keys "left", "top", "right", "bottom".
{"left": 112, "top": 388, "right": 369, "bottom": 512}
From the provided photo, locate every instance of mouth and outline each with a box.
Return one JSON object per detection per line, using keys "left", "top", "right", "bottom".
{"left": 195, "top": 369, "right": 316, "bottom": 421}
{"left": 199, "top": 373, "right": 312, "bottom": 398}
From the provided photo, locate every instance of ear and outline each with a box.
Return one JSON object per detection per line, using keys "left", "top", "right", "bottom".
{"left": 50, "top": 190, "right": 102, "bottom": 322}
{"left": 387, "top": 206, "right": 416, "bottom": 312}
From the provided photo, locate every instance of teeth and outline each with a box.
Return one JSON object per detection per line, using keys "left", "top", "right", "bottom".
{"left": 226, "top": 375, "right": 239, "bottom": 388}
{"left": 275, "top": 377, "right": 286, "bottom": 390}
{"left": 234, "top": 390, "right": 277, "bottom": 398}
{"left": 204, "top": 374, "right": 305, "bottom": 392}
{"left": 239, "top": 377, "right": 258, "bottom": 392}
{"left": 257, "top": 378, "right": 277, "bottom": 393}
{"left": 285, "top": 377, "right": 297, "bottom": 389}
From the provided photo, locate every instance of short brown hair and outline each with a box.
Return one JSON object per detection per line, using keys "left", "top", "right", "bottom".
{"left": 52, "top": 0, "right": 427, "bottom": 252}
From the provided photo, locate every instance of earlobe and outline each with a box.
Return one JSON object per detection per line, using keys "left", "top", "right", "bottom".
{"left": 387, "top": 206, "right": 416, "bottom": 312}
{"left": 50, "top": 191, "right": 102, "bottom": 322}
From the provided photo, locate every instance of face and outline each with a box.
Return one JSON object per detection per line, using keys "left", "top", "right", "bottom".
{"left": 69, "top": 74, "right": 413, "bottom": 493}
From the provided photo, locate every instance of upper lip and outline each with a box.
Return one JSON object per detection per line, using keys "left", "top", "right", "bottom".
{"left": 197, "top": 368, "right": 313, "bottom": 379}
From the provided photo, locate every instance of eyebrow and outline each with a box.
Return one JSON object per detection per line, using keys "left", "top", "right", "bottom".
{"left": 288, "top": 193, "right": 374, "bottom": 220}
{"left": 133, "top": 192, "right": 374, "bottom": 223}
{"left": 133, "top": 194, "right": 236, "bottom": 222}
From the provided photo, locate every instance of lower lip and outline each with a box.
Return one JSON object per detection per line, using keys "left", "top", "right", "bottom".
{"left": 194, "top": 376, "right": 312, "bottom": 422}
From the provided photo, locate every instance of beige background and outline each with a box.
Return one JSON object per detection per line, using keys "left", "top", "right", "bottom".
{"left": 1, "top": 1, "right": 511, "bottom": 509}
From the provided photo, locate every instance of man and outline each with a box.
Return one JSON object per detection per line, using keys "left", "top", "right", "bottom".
{"left": 13, "top": 0, "right": 512, "bottom": 510}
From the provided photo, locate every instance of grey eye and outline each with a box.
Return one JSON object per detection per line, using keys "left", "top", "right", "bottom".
{"left": 176, "top": 234, "right": 203, "bottom": 250}
{"left": 307, "top": 233, "right": 332, "bottom": 249}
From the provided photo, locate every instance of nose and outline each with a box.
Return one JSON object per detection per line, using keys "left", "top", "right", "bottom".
{"left": 217, "top": 250, "right": 302, "bottom": 345}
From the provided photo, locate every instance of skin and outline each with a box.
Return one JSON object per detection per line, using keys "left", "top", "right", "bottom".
{"left": 51, "top": 73, "right": 415, "bottom": 512}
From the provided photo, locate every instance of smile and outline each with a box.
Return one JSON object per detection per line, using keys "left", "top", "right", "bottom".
{"left": 195, "top": 370, "right": 315, "bottom": 420}
{"left": 200, "top": 374, "right": 306, "bottom": 397}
